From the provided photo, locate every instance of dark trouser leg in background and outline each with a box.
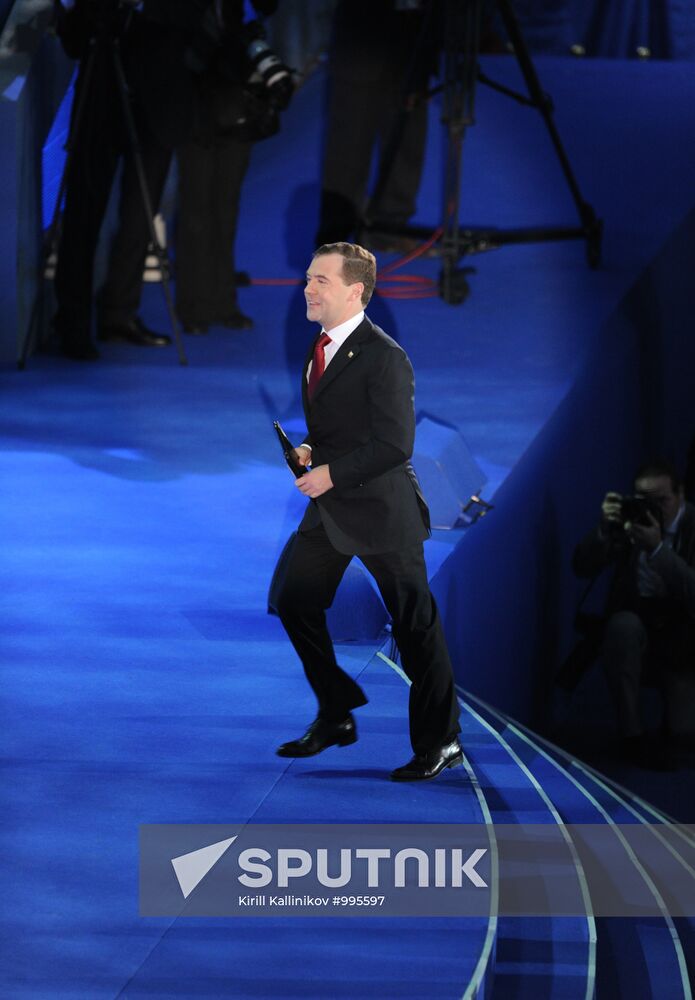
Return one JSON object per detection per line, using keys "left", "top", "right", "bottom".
{"left": 316, "top": 0, "right": 429, "bottom": 246}
{"left": 317, "top": 76, "right": 427, "bottom": 245}
{"left": 54, "top": 73, "right": 122, "bottom": 351}
{"left": 274, "top": 524, "right": 368, "bottom": 721}
{"left": 644, "top": 623, "right": 691, "bottom": 743}
{"left": 361, "top": 544, "right": 460, "bottom": 755}
{"left": 367, "top": 98, "right": 428, "bottom": 229}
{"left": 209, "top": 139, "right": 251, "bottom": 321}
{"left": 603, "top": 610, "right": 647, "bottom": 738}
{"left": 317, "top": 75, "right": 383, "bottom": 244}
{"left": 174, "top": 141, "right": 214, "bottom": 326}
{"left": 175, "top": 139, "right": 251, "bottom": 327}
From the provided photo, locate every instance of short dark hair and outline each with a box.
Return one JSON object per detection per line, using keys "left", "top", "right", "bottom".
{"left": 634, "top": 458, "right": 682, "bottom": 494}
{"left": 312, "top": 242, "right": 376, "bottom": 306}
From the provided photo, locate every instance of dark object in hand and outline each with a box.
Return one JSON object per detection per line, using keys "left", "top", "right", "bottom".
{"left": 241, "top": 19, "right": 294, "bottom": 110}
{"left": 274, "top": 421, "right": 307, "bottom": 478}
{"left": 620, "top": 495, "right": 663, "bottom": 529}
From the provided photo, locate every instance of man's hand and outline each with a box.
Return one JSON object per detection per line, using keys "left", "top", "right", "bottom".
{"left": 601, "top": 492, "right": 623, "bottom": 526}
{"left": 295, "top": 464, "right": 333, "bottom": 499}
{"left": 293, "top": 446, "right": 312, "bottom": 468}
{"left": 628, "top": 510, "right": 663, "bottom": 553}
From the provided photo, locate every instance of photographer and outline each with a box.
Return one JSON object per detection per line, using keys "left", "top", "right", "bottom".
{"left": 171, "top": 0, "right": 292, "bottom": 334}
{"left": 573, "top": 460, "right": 695, "bottom": 766}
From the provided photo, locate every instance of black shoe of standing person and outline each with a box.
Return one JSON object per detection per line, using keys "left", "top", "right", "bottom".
{"left": 217, "top": 308, "right": 254, "bottom": 330}
{"left": 276, "top": 715, "right": 357, "bottom": 758}
{"left": 54, "top": 314, "right": 99, "bottom": 361}
{"left": 390, "top": 738, "right": 465, "bottom": 781}
{"left": 182, "top": 321, "right": 209, "bottom": 336}
{"left": 98, "top": 316, "right": 171, "bottom": 347}
{"left": 62, "top": 340, "right": 100, "bottom": 361}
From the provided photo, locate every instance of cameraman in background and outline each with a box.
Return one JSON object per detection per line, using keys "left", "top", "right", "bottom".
{"left": 573, "top": 460, "right": 695, "bottom": 767}
{"left": 172, "top": 0, "right": 292, "bottom": 334}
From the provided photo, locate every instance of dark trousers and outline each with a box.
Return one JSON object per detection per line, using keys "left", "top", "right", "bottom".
{"left": 317, "top": 76, "right": 428, "bottom": 244}
{"left": 603, "top": 609, "right": 687, "bottom": 738}
{"left": 316, "top": 2, "right": 429, "bottom": 244}
{"left": 54, "top": 62, "right": 171, "bottom": 345}
{"left": 274, "top": 522, "right": 460, "bottom": 755}
{"left": 175, "top": 138, "right": 251, "bottom": 326}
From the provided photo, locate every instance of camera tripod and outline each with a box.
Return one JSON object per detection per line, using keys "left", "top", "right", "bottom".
{"left": 19, "top": 2, "right": 187, "bottom": 368}
{"left": 364, "top": 0, "right": 602, "bottom": 305}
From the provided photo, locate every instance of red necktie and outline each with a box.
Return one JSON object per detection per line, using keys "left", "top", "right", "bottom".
{"left": 307, "top": 332, "right": 332, "bottom": 400}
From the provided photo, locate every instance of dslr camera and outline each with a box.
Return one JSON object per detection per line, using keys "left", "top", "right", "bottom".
{"left": 619, "top": 495, "right": 663, "bottom": 530}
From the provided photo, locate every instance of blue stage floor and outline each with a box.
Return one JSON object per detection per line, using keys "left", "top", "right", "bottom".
{"left": 2, "top": 55, "right": 695, "bottom": 998}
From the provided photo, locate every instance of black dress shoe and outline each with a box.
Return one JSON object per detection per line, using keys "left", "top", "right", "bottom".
{"left": 217, "top": 309, "right": 254, "bottom": 330}
{"left": 390, "top": 738, "right": 464, "bottom": 781}
{"left": 98, "top": 317, "right": 171, "bottom": 347}
{"left": 276, "top": 715, "right": 357, "bottom": 758}
{"left": 183, "top": 322, "right": 209, "bottom": 335}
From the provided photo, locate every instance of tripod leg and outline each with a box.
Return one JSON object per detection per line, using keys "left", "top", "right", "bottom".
{"left": 17, "top": 296, "right": 42, "bottom": 371}
{"left": 110, "top": 40, "right": 188, "bottom": 366}
{"left": 439, "top": 0, "right": 480, "bottom": 303}
{"left": 495, "top": 0, "right": 602, "bottom": 266}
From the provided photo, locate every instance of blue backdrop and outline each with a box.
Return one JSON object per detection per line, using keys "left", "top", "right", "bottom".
{"left": 516, "top": 0, "right": 695, "bottom": 59}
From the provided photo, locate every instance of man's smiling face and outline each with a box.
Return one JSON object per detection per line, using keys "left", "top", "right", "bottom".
{"left": 305, "top": 253, "right": 364, "bottom": 332}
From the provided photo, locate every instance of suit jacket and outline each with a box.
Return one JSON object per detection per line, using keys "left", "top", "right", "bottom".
{"left": 298, "top": 315, "right": 430, "bottom": 555}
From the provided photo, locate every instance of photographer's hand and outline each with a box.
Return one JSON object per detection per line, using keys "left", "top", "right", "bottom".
{"left": 600, "top": 492, "right": 623, "bottom": 533}
{"left": 628, "top": 511, "right": 663, "bottom": 553}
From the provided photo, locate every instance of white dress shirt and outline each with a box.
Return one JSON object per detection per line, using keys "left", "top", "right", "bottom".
{"left": 302, "top": 311, "right": 364, "bottom": 454}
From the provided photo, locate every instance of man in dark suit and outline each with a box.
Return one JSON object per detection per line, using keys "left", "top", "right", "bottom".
{"left": 272, "top": 243, "right": 462, "bottom": 781}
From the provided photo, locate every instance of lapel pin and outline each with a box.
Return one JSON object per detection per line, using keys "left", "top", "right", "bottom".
{"left": 348, "top": 351, "right": 354, "bottom": 358}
